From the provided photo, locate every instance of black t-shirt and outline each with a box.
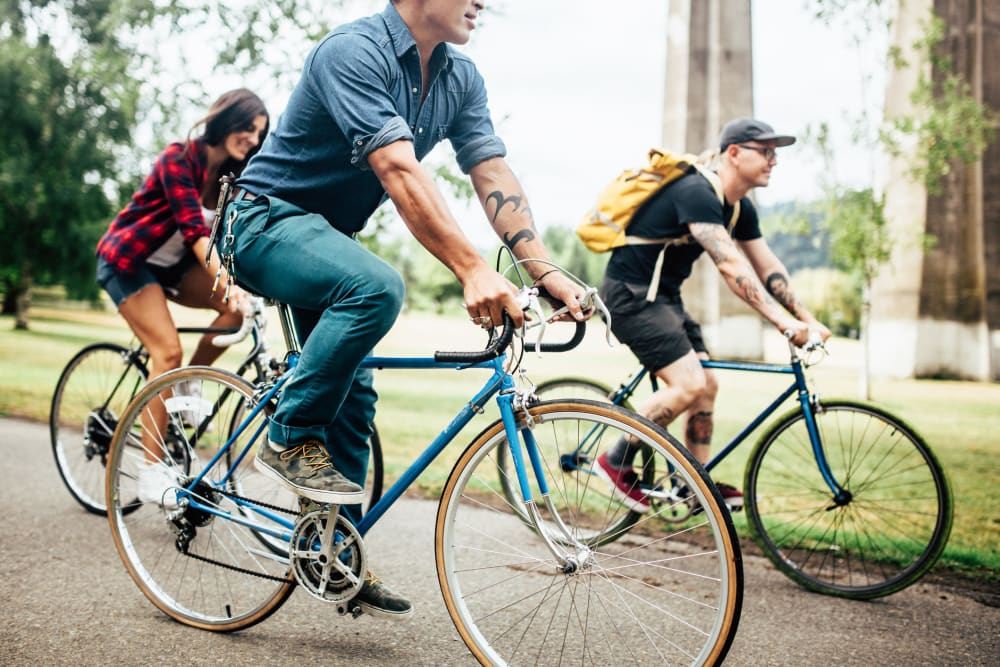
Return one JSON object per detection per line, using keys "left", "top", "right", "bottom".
{"left": 604, "top": 170, "right": 761, "bottom": 294}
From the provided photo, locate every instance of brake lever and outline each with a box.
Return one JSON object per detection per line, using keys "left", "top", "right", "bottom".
{"left": 515, "top": 287, "right": 547, "bottom": 356}
{"left": 545, "top": 287, "right": 616, "bottom": 348}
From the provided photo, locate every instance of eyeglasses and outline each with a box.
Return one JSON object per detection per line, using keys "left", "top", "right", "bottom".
{"left": 737, "top": 144, "right": 777, "bottom": 161}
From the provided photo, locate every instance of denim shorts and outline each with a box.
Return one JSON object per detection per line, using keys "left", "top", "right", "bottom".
{"left": 96, "top": 254, "right": 196, "bottom": 307}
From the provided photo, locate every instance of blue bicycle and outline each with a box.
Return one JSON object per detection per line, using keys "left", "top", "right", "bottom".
{"left": 525, "top": 339, "right": 953, "bottom": 600}
{"left": 103, "top": 277, "right": 743, "bottom": 666}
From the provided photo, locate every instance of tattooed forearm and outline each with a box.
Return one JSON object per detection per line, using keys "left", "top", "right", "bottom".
{"left": 734, "top": 274, "right": 775, "bottom": 307}
{"left": 689, "top": 223, "right": 733, "bottom": 265}
{"left": 486, "top": 190, "right": 535, "bottom": 226}
{"left": 503, "top": 229, "right": 536, "bottom": 249}
{"left": 765, "top": 272, "right": 801, "bottom": 317}
{"left": 486, "top": 189, "right": 537, "bottom": 250}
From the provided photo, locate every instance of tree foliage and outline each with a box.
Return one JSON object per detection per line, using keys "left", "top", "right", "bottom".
{"left": 0, "top": 1, "right": 143, "bottom": 325}
{"left": 881, "top": 12, "right": 998, "bottom": 194}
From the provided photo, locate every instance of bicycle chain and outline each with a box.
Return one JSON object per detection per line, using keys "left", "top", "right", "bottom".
{"left": 174, "top": 486, "right": 299, "bottom": 583}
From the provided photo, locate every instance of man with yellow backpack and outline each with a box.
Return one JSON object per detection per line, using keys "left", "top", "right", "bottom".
{"left": 588, "top": 117, "right": 832, "bottom": 511}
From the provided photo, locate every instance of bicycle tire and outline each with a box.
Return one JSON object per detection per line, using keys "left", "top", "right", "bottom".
{"left": 744, "top": 400, "right": 953, "bottom": 600}
{"left": 535, "top": 377, "right": 634, "bottom": 410}
{"left": 106, "top": 366, "right": 295, "bottom": 631}
{"left": 50, "top": 342, "right": 148, "bottom": 515}
{"left": 437, "top": 399, "right": 742, "bottom": 666}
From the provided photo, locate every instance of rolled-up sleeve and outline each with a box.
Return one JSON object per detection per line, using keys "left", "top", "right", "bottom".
{"left": 455, "top": 134, "right": 507, "bottom": 174}
{"left": 356, "top": 115, "right": 413, "bottom": 167}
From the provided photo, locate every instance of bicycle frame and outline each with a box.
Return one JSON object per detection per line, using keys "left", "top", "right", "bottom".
{"left": 607, "top": 349, "right": 847, "bottom": 500}
{"left": 181, "top": 349, "right": 561, "bottom": 549}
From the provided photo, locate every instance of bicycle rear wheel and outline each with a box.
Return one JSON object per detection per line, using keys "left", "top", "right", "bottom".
{"left": 106, "top": 366, "right": 295, "bottom": 631}
{"left": 50, "top": 342, "right": 148, "bottom": 514}
{"left": 745, "top": 400, "right": 953, "bottom": 599}
{"left": 437, "top": 399, "right": 742, "bottom": 666}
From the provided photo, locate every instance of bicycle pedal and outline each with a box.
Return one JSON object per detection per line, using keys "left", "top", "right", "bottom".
{"left": 336, "top": 600, "right": 364, "bottom": 619}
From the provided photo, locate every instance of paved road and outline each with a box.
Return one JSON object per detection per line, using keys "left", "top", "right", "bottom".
{"left": 1, "top": 417, "right": 996, "bottom": 666}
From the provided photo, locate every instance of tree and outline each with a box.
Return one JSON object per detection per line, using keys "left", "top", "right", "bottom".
{"left": 799, "top": 1, "right": 996, "bottom": 397}
{"left": 0, "top": 0, "right": 356, "bottom": 328}
{"left": 0, "top": 2, "right": 140, "bottom": 328}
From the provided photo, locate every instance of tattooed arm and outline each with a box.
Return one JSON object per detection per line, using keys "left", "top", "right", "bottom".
{"left": 369, "top": 141, "right": 526, "bottom": 326}
{"left": 689, "top": 222, "right": 810, "bottom": 344}
{"left": 470, "top": 157, "right": 587, "bottom": 320}
{"left": 740, "top": 237, "right": 832, "bottom": 341}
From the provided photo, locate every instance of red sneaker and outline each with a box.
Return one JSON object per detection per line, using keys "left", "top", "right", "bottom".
{"left": 715, "top": 481, "right": 744, "bottom": 511}
{"left": 594, "top": 452, "right": 651, "bottom": 513}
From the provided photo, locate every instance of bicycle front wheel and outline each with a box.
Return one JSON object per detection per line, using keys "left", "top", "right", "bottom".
{"left": 437, "top": 399, "right": 742, "bottom": 666}
{"left": 534, "top": 377, "right": 633, "bottom": 409}
{"left": 745, "top": 400, "right": 953, "bottom": 599}
{"left": 106, "top": 366, "right": 295, "bottom": 631}
{"left": 496, "top": 377, "right": 644, "bottom": 545}
{"left": 50, "top": 342, "right": 148, "bottom": 515}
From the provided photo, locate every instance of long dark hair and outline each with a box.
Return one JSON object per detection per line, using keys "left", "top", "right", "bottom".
{"left": 189, "top": 88, "right": 269, "bottom": 207}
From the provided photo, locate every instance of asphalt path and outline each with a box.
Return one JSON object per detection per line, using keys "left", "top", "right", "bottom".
{"left": 1, "top": 417, "right": 996, "bottom": 666}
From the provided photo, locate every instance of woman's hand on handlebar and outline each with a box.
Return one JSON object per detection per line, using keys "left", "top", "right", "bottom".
{"left": 225, "top": 284, "right": 253, "bottom": 316}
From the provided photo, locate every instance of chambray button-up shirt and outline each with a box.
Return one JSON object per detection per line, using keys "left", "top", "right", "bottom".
{"left": 238, "top": 2, "right": 506, "bottom": 235}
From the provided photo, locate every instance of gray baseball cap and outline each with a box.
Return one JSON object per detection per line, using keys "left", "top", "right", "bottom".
{"left": 719, "top": 118, "right": 796, "bottom": 151}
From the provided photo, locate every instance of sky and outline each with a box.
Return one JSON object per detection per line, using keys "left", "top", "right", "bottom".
{"left": 451, "top": 0, "right": 886, "bottom": 244}
{"left": 177, "top": 0, "right": 888, "bottom": 247}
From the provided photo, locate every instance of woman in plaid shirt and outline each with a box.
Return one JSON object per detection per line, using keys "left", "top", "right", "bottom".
{"left": 95, "top": 88, "right": 269, "bottom": 505}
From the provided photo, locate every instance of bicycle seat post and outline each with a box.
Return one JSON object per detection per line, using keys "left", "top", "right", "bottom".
{"left": 275, "top": 303, "right": 302, "bottom": 355}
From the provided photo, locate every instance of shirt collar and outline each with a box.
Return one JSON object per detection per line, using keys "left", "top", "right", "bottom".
{"left": 380, "top": 2, "right": 454, "bottom": 72}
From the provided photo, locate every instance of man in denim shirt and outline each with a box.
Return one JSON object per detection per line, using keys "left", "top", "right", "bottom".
{"left": 225, "top": 0, "right": 587, "bottom": 619}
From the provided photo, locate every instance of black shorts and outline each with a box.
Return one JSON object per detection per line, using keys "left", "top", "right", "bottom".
{"left": 599, "top": 277, "right": 708, "bottom": 371}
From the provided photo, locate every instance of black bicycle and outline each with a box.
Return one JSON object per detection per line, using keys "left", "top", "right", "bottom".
{"left": 49, "top": 297, "right": 384, "bottom": 515}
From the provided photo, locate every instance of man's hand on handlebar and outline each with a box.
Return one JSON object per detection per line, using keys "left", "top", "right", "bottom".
{"left": 463, "top": 267, "right": 525, "bottom": 330}
{"left": 534, "top": 271, "right": 593, "bottom": 323}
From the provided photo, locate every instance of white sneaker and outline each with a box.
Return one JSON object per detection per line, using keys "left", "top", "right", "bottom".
{"left": 170, "top": 380, "right": 213, "bottom": 431}
{"left": 137, "top": 462, "right": 181, "bottom": 509}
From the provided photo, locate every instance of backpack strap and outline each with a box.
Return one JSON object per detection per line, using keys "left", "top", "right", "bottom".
{"left": 641, "top": 167, "right": 740, "bottom": 302}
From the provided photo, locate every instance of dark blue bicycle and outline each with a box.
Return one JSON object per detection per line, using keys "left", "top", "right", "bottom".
{"left": 522, "top": 338, "right": 953, "bottom": 600}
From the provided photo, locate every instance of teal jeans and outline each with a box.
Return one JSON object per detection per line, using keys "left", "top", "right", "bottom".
{"left": 223, "top": 194, "right": 405, "bottom": 524}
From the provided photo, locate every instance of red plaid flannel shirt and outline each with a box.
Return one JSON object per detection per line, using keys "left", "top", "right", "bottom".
{"left": 96, "top": 139, "right": 211, "bottom": 274}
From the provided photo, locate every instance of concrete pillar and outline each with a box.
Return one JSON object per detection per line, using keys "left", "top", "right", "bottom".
{"left": 981, "top": 0, "right": 1000, "bottom": 380}
{"left": 872, "top": 0, "right": 995, "bottom": 380}
{"left": 662, "top": 0, "right": 760, "bottom": 358}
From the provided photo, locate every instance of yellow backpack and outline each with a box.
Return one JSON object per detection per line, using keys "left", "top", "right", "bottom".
{"left": 577, "top": 148, "right": 739, "bottom": 301}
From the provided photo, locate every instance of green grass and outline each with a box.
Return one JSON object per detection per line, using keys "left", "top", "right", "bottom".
{"left": 3, "top": 304, "right": 998, "bottom": 582}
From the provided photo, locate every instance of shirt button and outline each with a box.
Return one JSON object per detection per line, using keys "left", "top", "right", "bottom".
{"left": 411, "top": 87, "right": 418, "bottom": 94}
{"left": 418, "top": 127, "right": 423, "bottom": 134}
{"left": 356, "top": 140, "right": 362, "bottom": 145}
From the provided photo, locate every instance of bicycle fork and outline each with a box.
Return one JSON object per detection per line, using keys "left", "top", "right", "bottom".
{"left": 498, "top": 391, "right": 593, "bottom": 574}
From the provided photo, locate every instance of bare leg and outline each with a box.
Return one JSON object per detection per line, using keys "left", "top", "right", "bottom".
{"left": 169, "top": 263, "right": 242, "bottom": 366}
{"left": 682, "top": 355, "right": 717, "bottom": 465}
{"left": 608, "top": 350, "right": 709, "bottom": 468}
{"left": 117, "top": 284, "right": 184, "bottom": 463}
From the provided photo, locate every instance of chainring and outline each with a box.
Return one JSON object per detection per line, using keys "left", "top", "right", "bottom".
{"left": 289, "top": 507, "right": 366, "bottom": 604}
